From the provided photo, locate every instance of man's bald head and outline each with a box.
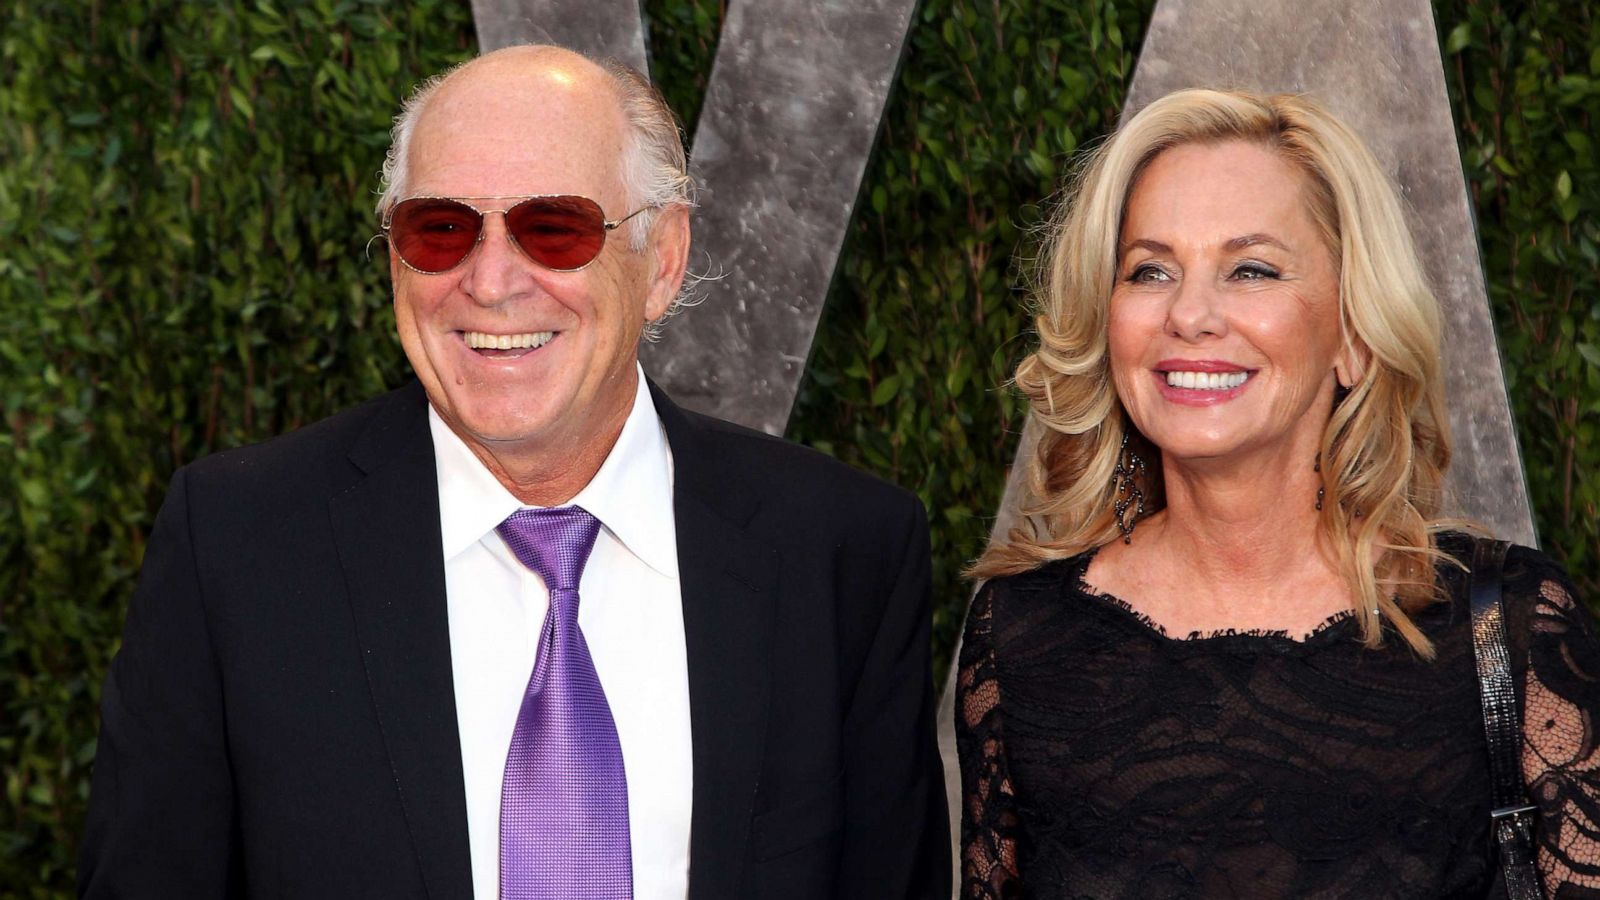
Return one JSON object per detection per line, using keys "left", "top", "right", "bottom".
{"left": 377, "top": 45, "right": 692, "bottom": 251}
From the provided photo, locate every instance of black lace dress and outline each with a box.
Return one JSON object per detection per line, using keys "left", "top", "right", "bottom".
{"left": 957, "top": 535, "right": 1600, "bottom": 899}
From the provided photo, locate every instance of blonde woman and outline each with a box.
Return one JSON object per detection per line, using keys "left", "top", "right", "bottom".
{"left": 957, "top": 89, "right": 1600, "bottom": 899}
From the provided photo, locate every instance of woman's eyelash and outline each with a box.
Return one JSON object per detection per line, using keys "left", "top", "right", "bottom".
{"left": 1123, "top": 261, "right": 1280, "bottom": 282}
{"left": 1126, "top": 263, "right": 1170, "bottom": 283}
{"left": 1232, "top": 261, "right": 1281, "bottom": 279}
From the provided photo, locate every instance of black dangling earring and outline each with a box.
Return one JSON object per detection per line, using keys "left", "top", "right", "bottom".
{"left": 1112, "top": 431, "right": 1147, "bottom": 543}
{"left": 1314, "top": 454, "right": 1325, "bottom": 512}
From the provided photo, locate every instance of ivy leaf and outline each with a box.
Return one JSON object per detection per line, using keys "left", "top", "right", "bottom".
{"left": 228, "top": 84, "right": 255, "bottom": 120}
{"left": 1579, "top": 344, "right": 1600, "bottom": 370}
{"left": 18, "top": 479, "right": 49, "bottom": 507}
{"left": 871, "top": 374, "right": 901, "bottom": 406}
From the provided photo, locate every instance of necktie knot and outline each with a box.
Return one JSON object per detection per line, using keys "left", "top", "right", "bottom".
{"left": 497, "top": 506, "right": 602, "bottom": 594}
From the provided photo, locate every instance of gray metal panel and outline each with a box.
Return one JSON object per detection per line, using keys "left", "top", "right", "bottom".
{"left": 469, "top": 0, "right": 648, "bottom": 71}
{"left": 937, "top": 0, "right": 1538, "bottom": 879}
{"left": 639, "top": 0, "right": 921, "bottom": 435}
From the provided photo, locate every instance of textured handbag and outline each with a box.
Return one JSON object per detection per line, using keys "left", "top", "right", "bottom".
{"left": 1469, "top": 538, "right": 1545, "bottom": 900}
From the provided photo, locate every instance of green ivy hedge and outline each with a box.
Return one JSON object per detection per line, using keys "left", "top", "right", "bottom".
{"left": 1, "top": 0, "right": 1594, "bottom": 893}
{"left": 0, "top": 2, "right": 477, "bottom": 891}
{"left": 1436, "top": 0, "right": 1599, "bottom": 597}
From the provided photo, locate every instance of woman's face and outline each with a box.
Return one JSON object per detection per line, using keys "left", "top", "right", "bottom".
{"left": 1108, "top": 139, "right": 1357, "bottom": 469}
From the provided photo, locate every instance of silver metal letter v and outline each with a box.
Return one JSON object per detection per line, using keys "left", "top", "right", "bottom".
{"left": 471, "top": 0, "right": 920, "bottom": 435}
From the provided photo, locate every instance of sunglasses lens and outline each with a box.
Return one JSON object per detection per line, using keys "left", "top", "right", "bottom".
{"left": 390, "top": 199, "right": 482, "bottom": 273}
{"left": 506, "top": 196, "right": 608, "bottom": 271}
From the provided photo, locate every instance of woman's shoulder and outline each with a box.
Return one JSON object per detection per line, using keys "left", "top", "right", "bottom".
{"left": 1500, "top": 542, "right": 1593, "bottom": 649}
{"left": 976, "top": 550, "right": 1094, "bottom": 608}
{"left": 1432, "top": 530, "right": 1583, "bottom": 613}
{"left": 1501, "top": 543, "right": 1582, "bottom": 604}
{"left": 1434, "top": 531, "right": 1596, "bottom": 672}
{"left": 965, "top": 550, "right": 1095, "bottom": 649}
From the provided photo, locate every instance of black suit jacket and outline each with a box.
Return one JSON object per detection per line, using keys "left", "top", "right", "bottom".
{"left": 79, "top": 380, "right": 949, "bottom": 899}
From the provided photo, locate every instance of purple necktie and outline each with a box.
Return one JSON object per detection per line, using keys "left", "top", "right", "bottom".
{"left": 496, "top": 506, "right": 632, "bottom": 900}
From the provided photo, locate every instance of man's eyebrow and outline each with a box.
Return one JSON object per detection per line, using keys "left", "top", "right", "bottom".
{"left": 1224, "top": 233, "right": 1291, "bottom": 252}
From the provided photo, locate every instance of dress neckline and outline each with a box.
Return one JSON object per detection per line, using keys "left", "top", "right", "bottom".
{"left": 1066, "top": 548, "right": 1361, "bottom": 649}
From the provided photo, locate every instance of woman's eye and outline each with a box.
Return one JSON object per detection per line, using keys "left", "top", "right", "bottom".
{"left": 1128, "top": 264, "right": 1171, "bottom": 283}
{"left": 1232, "top": 262, "right": 1280, "bottom": 281}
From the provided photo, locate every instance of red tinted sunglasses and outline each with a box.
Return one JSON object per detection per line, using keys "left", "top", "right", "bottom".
{"left": 382, "top": 195, "right": 650, "bottom": 275}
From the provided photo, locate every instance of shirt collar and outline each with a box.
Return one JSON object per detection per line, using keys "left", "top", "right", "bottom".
{"left": 429, "top": 364, "right": 678, "bottom": 579}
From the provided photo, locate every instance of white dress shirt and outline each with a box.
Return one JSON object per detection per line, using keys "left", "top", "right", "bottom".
{"left": 430, "top": 367, "right": 693, "bottom": 900}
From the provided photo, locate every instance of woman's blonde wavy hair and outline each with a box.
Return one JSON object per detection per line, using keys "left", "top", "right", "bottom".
{"left": 971, "top": 88, "right": 1457, "bottom": 657}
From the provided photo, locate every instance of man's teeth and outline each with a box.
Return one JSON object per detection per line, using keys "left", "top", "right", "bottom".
{"left": 464, "top": 331, "right": 554, "bottom": 351}
{"left": 1165, "top": 370, "right": 1249, "bottom": 390}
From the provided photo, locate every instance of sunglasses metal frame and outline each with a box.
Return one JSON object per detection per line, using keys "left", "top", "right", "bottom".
{"left": 380, "top": 194, "right": 652, "bottom": 275}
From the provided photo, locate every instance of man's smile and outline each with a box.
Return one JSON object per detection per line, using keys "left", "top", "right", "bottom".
{"left": 458, "top": 329, "right": 559, "bottom": 359}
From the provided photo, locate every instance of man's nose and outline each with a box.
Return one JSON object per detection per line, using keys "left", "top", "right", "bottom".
{"left": 459, "top": 213, "right": 534, "bottom": 306}
{"left": 1164, "top": 274, "right": 1227, "bottom": 342}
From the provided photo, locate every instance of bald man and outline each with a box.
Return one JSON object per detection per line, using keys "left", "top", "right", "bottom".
{"left": 78, "top": 46, "right": 949, "bottom": 900}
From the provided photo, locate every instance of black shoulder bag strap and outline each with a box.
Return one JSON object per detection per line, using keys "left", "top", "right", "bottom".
{"left": 1470, "top": 537, "right": 1545, "bottom": 899}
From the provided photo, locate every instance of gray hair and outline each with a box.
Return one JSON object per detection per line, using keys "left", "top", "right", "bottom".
{"left": 375, "top": 49, "right": 700, "bottom": 334}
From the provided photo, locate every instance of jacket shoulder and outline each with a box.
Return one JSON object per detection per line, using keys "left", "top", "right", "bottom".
{"left": 180, "top": 381, "right": 423, "bottom": 499}
{"left": 675, "top": 405, "right": 921, "bottom": 517}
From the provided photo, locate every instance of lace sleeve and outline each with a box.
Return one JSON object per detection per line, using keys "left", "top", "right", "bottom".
{"left": 955, "top": 583, "right": 1023, "bottom": 899}
{"left": 1512, "top": 553, "right": 1600, "bottom": 897}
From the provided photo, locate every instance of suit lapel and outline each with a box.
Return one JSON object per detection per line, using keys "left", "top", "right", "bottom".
{"left": 329, "top": 382, "right": 472, "bottom": 900}
{"left": 652, "top": 383, "right": 779, "bottom": 898}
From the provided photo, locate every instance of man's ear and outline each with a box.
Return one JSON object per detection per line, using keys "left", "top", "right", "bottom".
{"left": 387, "top": 236, "right": 402, "bottom": 291}
{"left": 643, "top": 204, "right": 692, "bottom": 323}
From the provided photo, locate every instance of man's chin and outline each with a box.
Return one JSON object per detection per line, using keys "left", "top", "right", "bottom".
{"left": 433, "top": 400, "right": 564, "bottom": 451}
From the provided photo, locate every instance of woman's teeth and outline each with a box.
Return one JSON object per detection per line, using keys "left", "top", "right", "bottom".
{"left": 1165, "top": 370, "right": 1249, "bottom": 390}
{"left": 464, "top": 331, "right": 554, "bottom": 351}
